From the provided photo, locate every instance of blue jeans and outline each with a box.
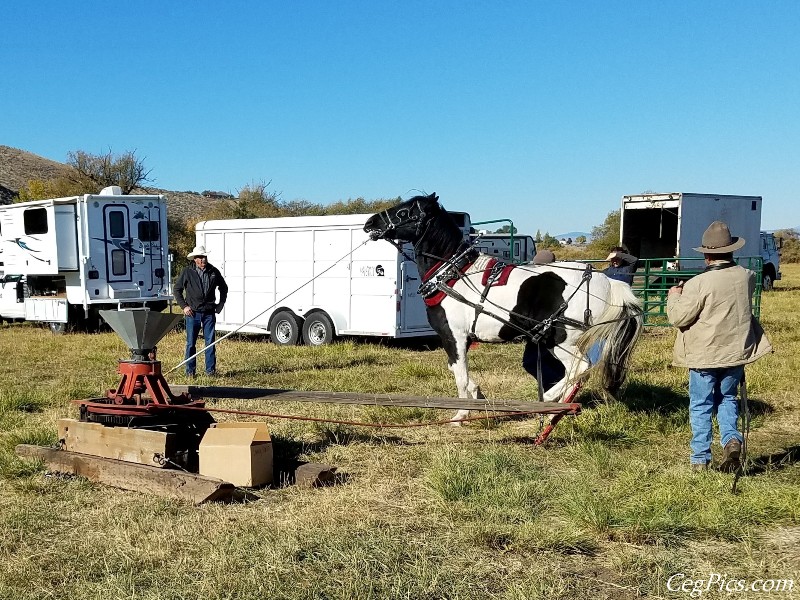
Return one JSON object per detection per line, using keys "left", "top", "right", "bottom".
{"left": 522, "top": 342, "right": 566, "bottom": 391}
{"left": 185, "top": 311, "right": 216, "bottom": 375}
{"left": 688, "top": 367, "right": 744, "bottom": 465}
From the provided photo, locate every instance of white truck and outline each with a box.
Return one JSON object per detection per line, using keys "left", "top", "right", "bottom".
{"left": 0, "top": 186, "right": 172, "bottom": 331}
{"left": 195, "top": 212, "right": 474, "bottom": 345}
{"left": 619, "top": 192, "right": 780, "bottom": 288}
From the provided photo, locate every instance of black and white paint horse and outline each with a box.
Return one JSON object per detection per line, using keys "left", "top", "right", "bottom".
{"left": 364, "top": 193, "right": 643, "bottom": 422}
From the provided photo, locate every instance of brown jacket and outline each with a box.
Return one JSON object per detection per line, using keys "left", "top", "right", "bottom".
{"left": 667, "top": 264, "right": 772, "bottom": 368}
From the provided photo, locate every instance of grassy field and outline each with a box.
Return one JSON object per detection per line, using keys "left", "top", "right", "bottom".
{"left": 1, "top": 266, "right": 799, "bottom": 599}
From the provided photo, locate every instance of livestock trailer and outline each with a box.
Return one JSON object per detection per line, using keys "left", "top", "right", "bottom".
{"left": 195, "top": 213, "right": 474, "bottom": 345}
{"left": 0, "top": 186, "right": 172, "bottom": 331}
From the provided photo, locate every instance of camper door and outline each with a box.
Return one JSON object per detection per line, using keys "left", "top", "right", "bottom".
{"left": 102, "top": 205, "right": 132, "bottom": 282}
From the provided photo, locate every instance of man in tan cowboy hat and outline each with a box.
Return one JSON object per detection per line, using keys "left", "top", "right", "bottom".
{"left": 174, "top": 245, "right": 228, "bottom": 377}
{"left": 667, "top": 221, "right": 772, "bottom": 473}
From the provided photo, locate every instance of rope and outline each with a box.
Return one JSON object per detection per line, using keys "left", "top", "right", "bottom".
{"left": 151, "top": 402, "right": 580, "bottom": 428}
{"left": 168, "top": 238, "right": 371, "bottom": 374}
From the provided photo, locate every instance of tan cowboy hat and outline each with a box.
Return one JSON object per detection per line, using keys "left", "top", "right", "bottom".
{"left": 693, "top": 221, "right": 746, "bottom": 253}
{"left": 187, "top": 245, "right": 208, "bottom": 259}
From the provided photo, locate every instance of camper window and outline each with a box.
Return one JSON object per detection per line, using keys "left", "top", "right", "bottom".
{"left": 24, "top": 208, "right": 48, "bottom": 235}
{"left": 111, "top": 250, "right": 127, "bottom": 276}
{"left": 138, "top": 221, "right": 160, "bottom": 242}
{"left": 109, "top": 211, "right": 126, "bottom": 238}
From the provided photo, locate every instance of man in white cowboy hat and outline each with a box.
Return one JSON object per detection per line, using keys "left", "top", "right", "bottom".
{"left": 667, "top": 221, "right": 772, "bottom": 473}
{"left": 603, "top": 246, "right": 639, "bottom": 286}
{"left": 174, "top": 245, "right": 228, "bottom": 377}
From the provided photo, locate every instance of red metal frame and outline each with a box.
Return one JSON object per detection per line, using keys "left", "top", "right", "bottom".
{"left": 79, "top": 360, "right": 205, "bottom": 417}
{"left": 533, "top": 381, "right": 583, "bottom": 446}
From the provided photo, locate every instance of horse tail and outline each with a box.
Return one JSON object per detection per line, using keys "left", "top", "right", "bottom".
{"left": 576, "top": 278, "right": 643, "bottom": 395}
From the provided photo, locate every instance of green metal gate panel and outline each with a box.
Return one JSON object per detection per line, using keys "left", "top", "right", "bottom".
{"left": 627, "top": 257, "right": 763, "bottom": 326}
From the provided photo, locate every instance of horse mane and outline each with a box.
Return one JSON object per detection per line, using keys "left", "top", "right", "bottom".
{"left": 411, "top": 196, "right": 463, "bottom": 259}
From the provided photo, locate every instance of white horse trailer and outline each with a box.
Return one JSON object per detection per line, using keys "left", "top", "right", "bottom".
{"left": 194, "top": 213, "right": 456, "bottom": 345}
{"left": 0, "top": 186, "right": 172, "bottom": 332}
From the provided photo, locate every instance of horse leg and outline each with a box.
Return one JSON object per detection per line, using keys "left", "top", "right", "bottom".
{"left": 542, "top": 346, "right": 590, "bottom": 402}
{"left": 444, "top": 334, "right": 474, "bottom": 425}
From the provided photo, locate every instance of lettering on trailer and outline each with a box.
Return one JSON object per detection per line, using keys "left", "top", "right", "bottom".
{"left": 360, "top": 265, "right": 385, "bottom": 277}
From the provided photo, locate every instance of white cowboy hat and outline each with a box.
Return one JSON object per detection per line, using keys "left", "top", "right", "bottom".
{"left": 187, "top": 245, "right": 208, "bottom": 259}
{"left": 693, "top": 221, "right": 746, "bottom": 254}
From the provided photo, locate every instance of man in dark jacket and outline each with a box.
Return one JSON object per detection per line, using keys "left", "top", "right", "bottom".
{"left": 603, "top": 246, "right": 638, "bottom": 285}
{"left": 174, "top": 245, "right": 228, "bottom": 376}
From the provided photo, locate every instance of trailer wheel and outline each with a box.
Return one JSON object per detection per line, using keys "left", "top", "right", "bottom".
{"left": 302, "top": 312, "right": 335, "bottom": 346}
{"left": 270, "top": 310, "right": 302, "bottom": 346}
{"left": 49, "top": 322, "right": 67, "bottom": 335}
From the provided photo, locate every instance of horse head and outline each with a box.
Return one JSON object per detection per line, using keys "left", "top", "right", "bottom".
{"left": 363, "top": 193, "right": 441, "bottom": 243}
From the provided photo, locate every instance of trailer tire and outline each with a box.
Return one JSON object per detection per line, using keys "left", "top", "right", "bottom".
{"left": 302, "top": 312, "right": 335, "bottom": 346}
{"left": 49, "top": 321, "right": 67, "bottom": 335}
{"left": 270, "top": 310, "right": 302, "bottom": 346}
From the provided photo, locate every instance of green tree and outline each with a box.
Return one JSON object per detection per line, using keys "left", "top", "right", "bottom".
{"left": 323, "top": 197, "right": 400, "bottom": 215}
{"left": 586, "top": 209, "right": 621, "bottom": 256}
{"left": 540, "top": 233, "right": 560, "bottom": 249}
{"left": 493, "top": 224, "right": 517, "bottom": 235}
{"left": 17, "top": 176, "right": 91, "bottom": 202}
{"left": 535, "top": 229, "right": 542, "bottom": 243}
{"left": 576, "top": 235, "right": 587, "bottom": 244}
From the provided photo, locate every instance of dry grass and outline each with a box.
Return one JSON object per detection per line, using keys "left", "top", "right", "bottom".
{"left": 1, "top": 267, "right": 799, "bottom": 599}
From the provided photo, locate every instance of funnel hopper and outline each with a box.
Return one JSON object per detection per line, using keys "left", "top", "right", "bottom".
{"left": 100, "top": 309, "right": 182, "bottom": 356}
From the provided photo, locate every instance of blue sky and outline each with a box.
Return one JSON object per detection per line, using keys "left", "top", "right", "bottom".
{"left": 2, "top": 1, "right": 799, "bottom": 235}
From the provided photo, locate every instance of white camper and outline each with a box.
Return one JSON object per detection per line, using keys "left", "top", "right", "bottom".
{"left": 0, "top": 186, "right": 172, "bottom": 331}
{"left": 470, "top": 233, "right": 537, "bottom": 263}
{"left": 194, "top": 213, "right": 466, "bottom": 345}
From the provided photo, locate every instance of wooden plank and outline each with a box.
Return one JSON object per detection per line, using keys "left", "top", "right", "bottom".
{"left": 58, "top": 419, "right": 175, "bottom": 468}
{"left": 170, "top": 385, "right": 580, "bottom": 414}
{"left": 15, "top": 444, "right": 236, "bottom": 504}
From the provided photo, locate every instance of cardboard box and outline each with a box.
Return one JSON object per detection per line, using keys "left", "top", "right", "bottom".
{"left": 198, "top": 422, "right": 273, "bottom": 487}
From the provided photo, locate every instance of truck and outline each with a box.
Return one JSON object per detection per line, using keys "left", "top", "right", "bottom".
{"left": 194, "top": 212, "right": 473, "bottom": 345}
{"left": 619, "top": 192, "right": 780, "bottom": 289}
{"left": 759, "top": 231, "right": 782, "bottom": 291}
{"left": 0, "top": 186, "right": 173, "bottom": 331}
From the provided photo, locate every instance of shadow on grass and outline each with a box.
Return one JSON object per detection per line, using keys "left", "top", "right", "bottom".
{"left": 746, "top": 445, "right": 800, "bottom": 475}
{"left": 614, "top": 382, "right": 774, "bottom": 418}
{"left": 270, "top": 432, "right": 411, "bottom": 487}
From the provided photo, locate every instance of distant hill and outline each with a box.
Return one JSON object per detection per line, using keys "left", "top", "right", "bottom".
{"left": 553, "top": 231, "right": 591, "bottom": 241}
{"left": 0, "top": 145, "right": 226, "bottom": 223}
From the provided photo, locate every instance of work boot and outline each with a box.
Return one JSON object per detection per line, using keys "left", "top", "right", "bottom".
{"left": 719, "top": 439, "right": 742, "bottom": 473}
{"left": 691, "top": 462, "right": 709, "bottom": 473}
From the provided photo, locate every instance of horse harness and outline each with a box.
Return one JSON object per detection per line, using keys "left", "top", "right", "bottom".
{"left": 417, "top": 240, "right": 595, "bottom": 344}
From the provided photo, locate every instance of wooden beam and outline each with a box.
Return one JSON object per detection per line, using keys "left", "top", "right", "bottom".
{"left": 169, "top": 385, "right": 580, "bottom": 415}
{"left": 58, "top": 419, "right": 175, "bottom": 468}
{"left": 15, "top": 444, "right": 236, "bottom": 504}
